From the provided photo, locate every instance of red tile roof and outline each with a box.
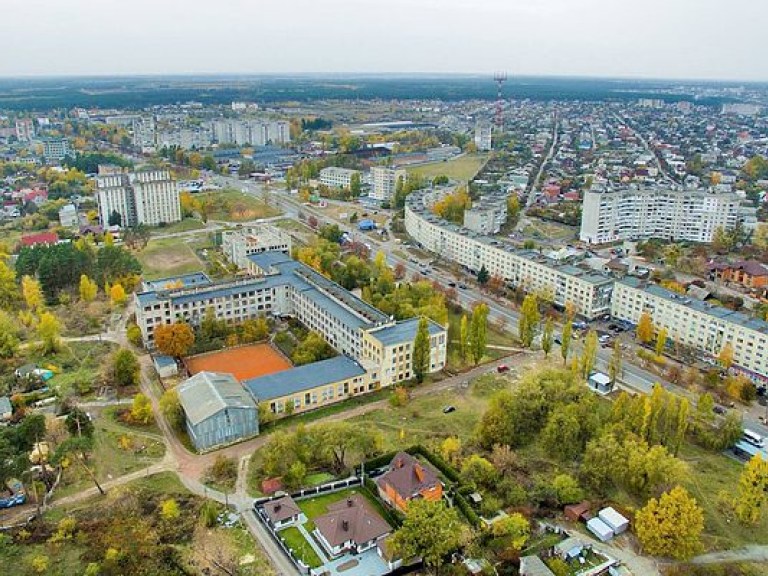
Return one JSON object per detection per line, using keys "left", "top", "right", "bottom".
{"left": 20, "top": 232, "right": 58, "bottom": 247}
{"left": 376, "top": 452, "right": 440, "bottom": 501}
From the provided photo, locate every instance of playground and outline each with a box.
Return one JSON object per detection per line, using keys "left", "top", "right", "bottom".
{"left": 184, "top": 343, "right": 292, "bottom": 381}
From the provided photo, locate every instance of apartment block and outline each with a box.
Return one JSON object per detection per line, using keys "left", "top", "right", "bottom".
{"left": 370, "top": 167, "right": 407, "bottom": 202}
{"left": 580, "top": 186, "right": 743, "bottom": 244}
{"left": 96, "top": 169, "right": 181, "bottom": 227}
{"left": 612, "top": 278, "right": 768, "bottom": 381}
{"left": 474, "top": 120, "right": 492, "bottom": 151}
{"left": 15, "top": 119, "right": 35, "bottom": 142}
{"left": 319, "top": 167, "right": 359, "bottom": 190}
{"left": 41, "top": 138, "right": 70, "bottom": 160}
{"left": 406, "top": 190, "right": 613, "bottom": 319}
{"left": 210, "top": 119, "right": 291, "bottom": 146}
{"left": 221, "top": 224, "right": 292, "bottom": 269}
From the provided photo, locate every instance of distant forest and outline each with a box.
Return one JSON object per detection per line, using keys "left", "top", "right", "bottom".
{"left": 0, "top": 75, "right": 750, "bottom": 111}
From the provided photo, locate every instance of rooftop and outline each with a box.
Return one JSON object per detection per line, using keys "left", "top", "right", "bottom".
{"left": 314, "top": 494, "right": 391, "bottom": 548}
{"left": 367, "top": 317, "right": 445, "bottom": 347}
{"left": 176, "top": 371, "right": 257, "bottom": 426}
{"left": 620, "top": 277, "right": 768, "bottom": 335}
{"left": 243, "top": 356, "right": 367, "bottom": 401}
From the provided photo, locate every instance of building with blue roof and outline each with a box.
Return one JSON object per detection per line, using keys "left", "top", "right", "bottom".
{"left": 136, "top": 251, "right": 448, "bottom": 417}
{"left": 613, "top": 277, "right": 768, "bottom": 382}
{"left": 142, "top": 272, "right": 212, "bottom": 292}
{"left": 244, "top": 356, "right": 370, "bottom": 413}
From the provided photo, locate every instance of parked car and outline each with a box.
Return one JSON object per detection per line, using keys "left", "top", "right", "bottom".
{"left": 713, "top": 405, "right": 727, "bottom": 415}
{"left": 442, "top": 405, "right": 457, "bottom": 414}
{"left": 458, "top": 283, "right": 468, "bottom": 290}
{"left": 497, "top": 364, "right": 510, "bottom": 373}
{"left": 448, "top": 281, "right": 456, "bottom": 287}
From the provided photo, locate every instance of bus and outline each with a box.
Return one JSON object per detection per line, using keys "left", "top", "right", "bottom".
{"left": 743, "top": 429, "right": 765, "bottom": 448}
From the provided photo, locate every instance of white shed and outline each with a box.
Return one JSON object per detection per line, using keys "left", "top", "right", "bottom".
{"left": 599, "top": 507, "right": 629, "bottom": 534}
{"left": 587, "top": 517, "right": 614, "bottom": 542}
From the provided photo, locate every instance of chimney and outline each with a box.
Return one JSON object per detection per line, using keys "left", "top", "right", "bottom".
{"left": 414, "top": 465, "right": 425, "bottom": 482}
{"left": 274, "top": 504, "right": 281, "bottom": 512}
{"left": 347, "top": 498, "right": 353, "bottom": 507}
{"left": 342, "top": 520, "right": 349, "bottom": 531}
{"left": 396, "top": 457, "right": 404, "bottom": 469}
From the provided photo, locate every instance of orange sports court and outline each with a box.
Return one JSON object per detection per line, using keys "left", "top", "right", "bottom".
{"left": 184, "top": 343, "right": 292, "bottom": 381}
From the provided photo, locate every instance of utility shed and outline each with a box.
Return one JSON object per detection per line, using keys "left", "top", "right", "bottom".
{"left": 519, "top": 555, "right": 556, "bottom": 576}
{"left": 587, "top": 517, "right": 614, "bottom": 542}
{"left": 599, "top": 507, "right": 629, "bottom": 534}
{"left": 177, "top": 371, "right": 259, "bottom": 451}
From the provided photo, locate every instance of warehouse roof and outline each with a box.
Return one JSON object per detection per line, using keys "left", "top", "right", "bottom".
{"left": 177, "top": 371, "right": 256, "bottom": 426}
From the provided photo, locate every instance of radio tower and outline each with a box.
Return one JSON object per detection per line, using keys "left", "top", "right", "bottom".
{"left": 493, "top": 71, "right": 507, "bottom": 130}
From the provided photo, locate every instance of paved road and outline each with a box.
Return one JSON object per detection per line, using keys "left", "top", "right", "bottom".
{"left": 690, "top": 545, "right": 768, "bottom": 565}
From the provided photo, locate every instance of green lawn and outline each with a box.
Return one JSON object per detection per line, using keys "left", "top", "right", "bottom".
{"left": 347, "top": 376, "right": 512, "bottom": 448}
{"left": 279, "top": 526, "right": 322, "bottom": 569}
{"left": 407, "top": 153, "right": 489, "bottom": 182}
{"left": 137, "top": 235, "right": 205, "bottom": 279}
{"left": 678, "top": 443, "right": 768, "bottom": 550}
{"left": 446, "top": 309, "right": 519, "bottom": 371}
{"left": 149, "top": 218, "right": 206, "bottom": 235}
{"left": 199, "top": 189, "right": 281, "bottom": 222}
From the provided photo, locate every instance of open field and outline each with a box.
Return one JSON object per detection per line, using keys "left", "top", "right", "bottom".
{"left": 407, "top": 153, "right": 489, "bottom": 182}
{"left": 185, "top": 343, "right": 292, "bottom": 381}
{"left": 149, "top": 218, "right": 206, "bottom": 235}
{"left": 199, "top": 189, "right": 280, "bottom": 222}
{"left": 137, "top": 235, "right": 204, "bottom": 279}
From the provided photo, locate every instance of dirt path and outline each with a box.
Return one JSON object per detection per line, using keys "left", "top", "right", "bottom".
{"left": 690, "top": 545, "right": 768, "bottom": 565}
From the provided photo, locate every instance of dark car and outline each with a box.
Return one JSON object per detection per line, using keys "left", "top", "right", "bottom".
{"left": 448, "top": 281, "right": 456, "bottom": 287}
{"left": 497, "top": 364, "right": 510, "bottom": 373}
{"left": 442, "top": 405, "right": 457, "bottom": 414}
{"left": 458, "top": 283, "right": 468, "bottom": 290}
{"left": 713, "top": 405, "right": 727, "bottom": 415}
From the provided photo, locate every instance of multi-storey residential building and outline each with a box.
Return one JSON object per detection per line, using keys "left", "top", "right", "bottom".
{"left": 210, "top": 119, "right": 291, "bottom": 146}
{"left": 41, "top": 138, "right": 70, "bottom": 160}
{"left": 612, "top": 277, "right": 768, "bottom": 382}
{"left": 406, "top": 190, "right": 614, "bottom": 319}
{"left": 96, "top": 169, "right": 181, "bottom": 227}
{"left": 221, "top": 225, "right": 292, "bottom": 269}
{"left": 319, "top": 167, "right": 359, "bottom": 190}
{"left": 15, "top": 119, "right": 35, "bottom": 142}
{"left": 474, "top": 120, "right": 492, "bottom": 151}
{"left": 580, "top": 186, "right": 744, "bottom": 244}
{"left": 135, "top": 252, "right": 447, "bottom": 410}
{"left": 370, "top": 167, "right": 407, "bottom": 203}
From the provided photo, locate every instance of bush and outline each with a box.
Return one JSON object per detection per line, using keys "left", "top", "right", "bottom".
{"left": 454, "top": 492, "right": 481, "bottom": 526}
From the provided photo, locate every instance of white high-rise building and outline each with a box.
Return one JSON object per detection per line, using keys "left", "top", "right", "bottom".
{"left": 210, "top": 119, "right": 291, "bottom": 146}
{"left": 370, "top": 167, "right": 406, "bottom": 203}
{"left": 96, "top": 169, "right": 181, "bottom": 227}
{"left": 580, "top": 186, "right": 744, "bottom": 244}
{"left": 474, "top": 121, "right": 492, "bottom": 151}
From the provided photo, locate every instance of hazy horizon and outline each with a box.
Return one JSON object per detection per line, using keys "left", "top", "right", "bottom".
{"left": 2, "top": 0, "right": 767, "bottom": 82}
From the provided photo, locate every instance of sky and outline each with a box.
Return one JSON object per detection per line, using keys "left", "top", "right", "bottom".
{"left": 2, "top": 0, "right": 767, "bottom": 81}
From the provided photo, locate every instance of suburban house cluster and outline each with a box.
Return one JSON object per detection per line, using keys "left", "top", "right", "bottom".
{"left": 135, "top": 240, "right": 447, "bottom": 451}
{"left": 256, "top": 451, "right": 446, "bottom": 575}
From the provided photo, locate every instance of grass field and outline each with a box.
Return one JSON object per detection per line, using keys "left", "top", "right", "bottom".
{"left": 137, "top": 235, "right": 205, "bottom": 279}
{"left": 199, "top": 189, "right": 280, "bottom": 222}
{"left": 52, "top": 412, "right": 166, "bottom": 500}
{"left": 346, "top": 374, "right": 513, "bottom": 448}
{"left": 407, "top": 153, "right": 489, "bottom": 183}
{"left": 149, "top": 218, "right": 206, "bottom": 235}
{"left": 279, "top": 526, "right": 322, "bottom": 568}
{"left": 185, "top": 343, "right": 292, "bottom": 381}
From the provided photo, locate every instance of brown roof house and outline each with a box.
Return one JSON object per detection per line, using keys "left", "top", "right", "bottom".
{"left": 263, "top": 495, "right": 302, "bottom": 529}
{"left": 313, "top": 494, "right": 391, "bottom": 557}
{"left": 376, "top": 452, "right": 443, "bottom": 512}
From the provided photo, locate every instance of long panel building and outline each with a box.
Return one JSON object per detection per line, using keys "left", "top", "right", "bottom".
{"left": 612, "top": 277, "right": 768, "bottom": 382}
{"left": 580, "top": 186, "right": 744, "bottom": 244}
{"left": 405, "top": 189, "right": 614, "bottom": 319}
